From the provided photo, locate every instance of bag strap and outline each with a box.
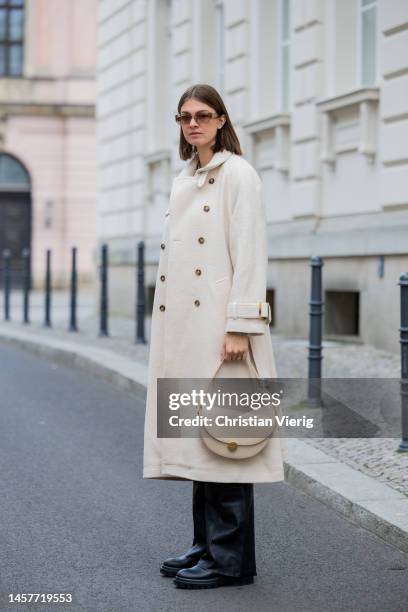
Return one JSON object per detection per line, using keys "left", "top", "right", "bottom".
{"left": 211, "top": 347, "right": 260, "bottom": 380}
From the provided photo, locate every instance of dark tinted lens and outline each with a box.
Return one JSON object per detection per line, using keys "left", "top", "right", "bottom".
{"left": 175, "top": 114, "right": 191, "bottom": 124}
{"left": 176, "top": 112, "right": 215, "bottom": 125}
{"left": 196, "top": 112, "right": 212, "bottom": 123}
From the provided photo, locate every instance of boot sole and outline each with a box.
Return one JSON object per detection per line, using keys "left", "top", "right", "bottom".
{"left": 173, "top": 575, "right": 254, "bottom": 589}
{"left": 160, "top": 565, "right": 179, "bottom": 578}
{"left": 160, "top": 559, "right": 203, "bottom": 578}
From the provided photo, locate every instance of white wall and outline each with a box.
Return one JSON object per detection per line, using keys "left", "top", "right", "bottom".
{"left": 96, "top": 0, "right": 408, "bottom": 288}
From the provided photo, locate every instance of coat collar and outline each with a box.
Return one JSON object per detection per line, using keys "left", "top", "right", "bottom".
{"left": 179, "top": 149, "right": 233, "bottom": 188}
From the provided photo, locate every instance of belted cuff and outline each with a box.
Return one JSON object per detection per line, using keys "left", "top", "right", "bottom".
{"left": 225, "top": 301, "right": 271, "bottom": 335}
{"left": 227, "top": 301, "right": 271, "bottom": 323}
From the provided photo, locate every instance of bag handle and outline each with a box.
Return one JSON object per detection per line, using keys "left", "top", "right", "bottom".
{"left": 210, "top": 345, "right": 260, "bottom": 381}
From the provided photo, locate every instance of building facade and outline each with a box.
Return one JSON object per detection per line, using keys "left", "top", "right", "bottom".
{"left": 0, "top": 0, "right": 97, "bottom": 289}
{"left": 96, "top": 0, "right": 408, "bottom": 353}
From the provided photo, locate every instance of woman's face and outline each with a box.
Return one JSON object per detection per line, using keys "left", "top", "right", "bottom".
{"left": 179, "top": 97, "right": 225, "bottom": 149}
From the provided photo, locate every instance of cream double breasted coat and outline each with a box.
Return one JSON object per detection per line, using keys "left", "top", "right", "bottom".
{"left": 143, "top": 148, "right": 288, "bottom": 483}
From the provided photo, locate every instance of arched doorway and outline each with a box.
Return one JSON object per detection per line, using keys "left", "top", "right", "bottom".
{"left": 0, "top": 154, "right": 31, "bottom": 287}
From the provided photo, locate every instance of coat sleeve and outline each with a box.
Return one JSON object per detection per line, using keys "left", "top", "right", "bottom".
{"left": 225, "top": 165, "right": 271, "bottom": 336}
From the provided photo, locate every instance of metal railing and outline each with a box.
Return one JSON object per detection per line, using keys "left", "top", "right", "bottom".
{"left": 1, "top": 246, "right": 407, "bottom": 452}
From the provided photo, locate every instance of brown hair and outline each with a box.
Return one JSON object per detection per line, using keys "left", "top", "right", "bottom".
{"left": 176, "top": 84, "right": 242, "bottom": 160}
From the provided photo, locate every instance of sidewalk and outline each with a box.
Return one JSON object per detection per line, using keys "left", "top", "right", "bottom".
{"left": 1, "top": 290, "right": 407, "bottom": 552}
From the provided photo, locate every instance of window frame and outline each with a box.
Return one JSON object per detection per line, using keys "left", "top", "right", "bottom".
{"left": 356, "top": 0, "right": 378, "bottom": 87}
{"left": 214, "top": 0, "right": 225, "bottom": 95}
{"left": 277, "top": 0, "right": 291, "bottom": 112}
{"left": 0, "top": 0, "right": 25, "bottom": 77}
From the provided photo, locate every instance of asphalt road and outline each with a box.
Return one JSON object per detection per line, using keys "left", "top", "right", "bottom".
{"left": 0, "top": 341, "right": 407, "bottom": 612}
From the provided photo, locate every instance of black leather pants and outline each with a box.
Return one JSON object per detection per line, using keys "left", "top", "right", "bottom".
{"left": 190, "top": 480, "right": 207, "bottom": 556}
{"left": 192, "top": 481, "right": 257, "bottom": 578}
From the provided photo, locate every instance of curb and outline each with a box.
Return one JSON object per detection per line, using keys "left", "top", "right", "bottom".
{"left": 1, "top": 324, "right": 407, "bottom": 554}
{"left": 284, "top": 439, "right": 408, "bottom": 553}
{"left": 0, "top": 326, "right": 147, "bottom": 396}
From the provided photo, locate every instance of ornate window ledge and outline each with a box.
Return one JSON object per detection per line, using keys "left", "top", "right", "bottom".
{"left": 316, "top": 87, "right": 379, "bottom": 165}
{"left": 144, "top": 149, "right": 171, "bottom": 165}
{"left": 144, "top": 149, "right": 171, "bottom": 205}
{"left": 242, "top": 114, "right": 291, "bottom": 174}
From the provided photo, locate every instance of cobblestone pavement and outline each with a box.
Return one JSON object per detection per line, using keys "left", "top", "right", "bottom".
{"left": 3, "top": 290, "right": 407, "bottom": 497}
{"left": 272, "top": 337, "right": 407, "bottom": 497}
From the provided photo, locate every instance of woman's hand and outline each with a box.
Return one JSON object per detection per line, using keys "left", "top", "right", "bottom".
{"left": 221, "top": 332, "right": 249, "bottom": 361}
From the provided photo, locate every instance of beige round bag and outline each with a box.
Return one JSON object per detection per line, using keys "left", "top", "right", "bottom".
{"left": 198, "top": 350, "right": 278, "bottom": 460}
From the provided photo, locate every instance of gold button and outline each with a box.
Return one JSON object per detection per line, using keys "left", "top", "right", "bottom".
{"left": 198, "top": 236, "right": 205, "bottom": 244}
{"left": 159, "top": 304, "right": 165, "bottom": 311}
{"left": 227, "top": 441, "right": 238, "bottom": 452}
{"left": 203, "top": 205, "right": 210, "bottom": 212}
{"left": 209, "top": 178, "right": 215, "bottom": 184}
{"left": 160, "top": 275, "right": 165, "bottom": 281}
{"left": 195, "top": 268, "right": 202, "bottom": 276}
{"left": 160, "top": 243, "right": 165, "bottom": 250}
{"left": 194, "top": 299, "right": 200, "bottom": 307}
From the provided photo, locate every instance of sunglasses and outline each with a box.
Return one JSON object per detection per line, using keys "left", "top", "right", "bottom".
{"left": 175, "top": 111, "right": 220, "bottom": 126}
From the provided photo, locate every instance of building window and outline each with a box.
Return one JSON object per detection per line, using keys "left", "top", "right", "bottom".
{"left": 359, "top": 0, "right": 377, "bottom": 86}
{"left": 279, "top": 0, "right": 290, "bottom": 111}
{"left": 0, "top": 0, "right": 25, "bottom": 77}
{"left": 214, "top": 0, "right": 224, "bottom": 94}
{"left": 149, "top": 0, "right": 173, "bottom": 150}
{"left": 325, "top": 291, "right": 360, "bottom": 337}
{"left": 0, "top": 153, "right": 30, "bottom": 189}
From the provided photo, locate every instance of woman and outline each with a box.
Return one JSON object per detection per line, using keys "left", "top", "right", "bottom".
{"left": 143, "top": 84, "right": 287, "bottom": 589}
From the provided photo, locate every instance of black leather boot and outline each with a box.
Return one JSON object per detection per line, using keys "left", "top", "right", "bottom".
{"left": 174, "top": 483, "right": 256, "bottom": 589}
{"left": 160, "top": 480, "right": 206, "bottom": 577}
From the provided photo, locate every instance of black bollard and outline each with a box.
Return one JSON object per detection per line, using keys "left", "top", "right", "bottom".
{"left": 22, "top": 248, "right": 30, "bottom": 324}
{"left": 69, "top": 247, "right": 78, "bottom": 332}
{"left": 398, "top": 272, "right": 408, "bottom": 452}
{"left": 99, "top": 243, "right": 109, "bottom": 337}
{"left": 2, "top": 248, "right": 11, "bottom": 321}
{"left": 135, "top": 241, "right": 146, "bottom": 344}
{"left": 44, "top": 249, "right": 52, "bottom": 328}
{"left": 306, "top": 256, "right": 324, "bottom": 408}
